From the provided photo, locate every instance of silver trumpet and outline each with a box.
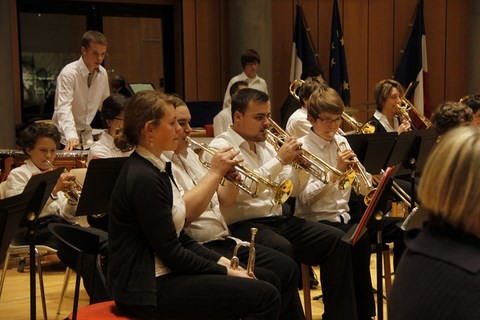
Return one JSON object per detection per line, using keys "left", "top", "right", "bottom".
{"left": 230, "top": 227, "right": 257, "bottom": 274}
{"left": 264, "top": 117, "right": 352, "bottom": 188}
{"left": 186, "top": 137, "right": 293, "bottom": 204}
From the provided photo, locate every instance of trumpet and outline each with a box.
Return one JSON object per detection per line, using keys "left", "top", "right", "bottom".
{"left": 46, "top": 160, "right": 82, "bottom": 205}
{"left": 397, "top": 97, "right": 432, "bottom": 129}
{"left": 372, "top": 171, "right": 419, "bottom": 209}
{"left": 186, "top": 137, "right": 293, "bottom": 204}
{"left": 289, "top": 79, "right": 375, "bottom": 134}
{"left": 264, "top": 117, "right": 355, "bottom": 189}
{"left": 331, "top": 134, "right": 376, "bottom": 205}
{"left": 230, "top": 227, "right": 257, "bottom": 274}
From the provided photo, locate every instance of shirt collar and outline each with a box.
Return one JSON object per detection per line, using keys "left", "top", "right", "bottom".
{"left": 240, "top": 71, "right": 260, "bottom": 84}
{"left": 136, "top": 145, "right": 167, "bottom": 172}
{"left": 306, "top": 128, "right": 332, "bottom": 150}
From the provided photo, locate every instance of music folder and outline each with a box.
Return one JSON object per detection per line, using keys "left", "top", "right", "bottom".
{"left": 75, "top": 157, "right": 128, "bottom": 216}
{"left": 342, "top": 165, "right": 399, "bottom": 245}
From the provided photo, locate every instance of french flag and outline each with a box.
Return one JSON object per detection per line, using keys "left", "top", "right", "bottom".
{"left": 289, "top": 4, "right": 318, "bottom": 81}
{"left": 394, "top": 0, "right": 431, "bottom": 118}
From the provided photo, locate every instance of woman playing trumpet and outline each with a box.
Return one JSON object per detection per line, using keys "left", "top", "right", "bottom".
{"left": 295, "top": 87, "right": 406, "bottom": 319}
{"left": 368, "top": 79, "right": 412, "bottom": 134}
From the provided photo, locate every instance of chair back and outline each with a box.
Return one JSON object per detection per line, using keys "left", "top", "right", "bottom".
{"left": 48, "top": 223, "right": 102, "bottom": 320}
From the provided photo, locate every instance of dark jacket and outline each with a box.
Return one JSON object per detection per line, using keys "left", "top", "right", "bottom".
{"left": 108, "top": 152, "right": 226, "bottom": 307}
{"left": 388, "top": 222, "right": 480, "bottom": 319}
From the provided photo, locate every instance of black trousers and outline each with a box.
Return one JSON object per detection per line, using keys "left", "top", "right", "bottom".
{"left": 116, "top": 270, "right": 282, "bottom": 320}
{"left": 229, "top": 216, "right": 358, "bottom": 320}
{"left": 205, "top": 238, "right": 305, "bottom": 320}
{"left": 321, "top": 221, "right": 375, "bottom": 320}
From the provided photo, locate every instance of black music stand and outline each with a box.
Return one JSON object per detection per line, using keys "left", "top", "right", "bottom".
{"left": 75, "top": 157, "right": 127, "bottom": 217}
{"left": 2, "top": 168, "right": 62, "bottom": 320}
{"left": 346, "top": 132, "right": 397, "bottom": 175}
{"left": 386, "top": 129, "right": 438, "bottom": 208}
{"left": 342, "top": 165, "right": 399, "bottom": 320}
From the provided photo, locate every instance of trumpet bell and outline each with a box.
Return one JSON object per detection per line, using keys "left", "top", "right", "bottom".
{"left": 275, "top": 180, "right": 294, "bottom": 204}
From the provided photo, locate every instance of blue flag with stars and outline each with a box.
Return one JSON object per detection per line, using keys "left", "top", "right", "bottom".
{"left": 329, "top": 0, "right": 350, "bottom": 106}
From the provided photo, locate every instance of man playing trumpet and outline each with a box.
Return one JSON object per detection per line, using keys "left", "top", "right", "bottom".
{"left": 295, "top": 87, "right": 405, "bottom": 319}
{"left": 207, "top": 88, "right": 360, "bottom": 320}
{"left": 164, "top": 97, "right": 305, "bottom": 319}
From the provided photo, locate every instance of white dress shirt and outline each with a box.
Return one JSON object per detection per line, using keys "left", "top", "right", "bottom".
{"left": 295, "top": 130, "right": 371, "bottom": 224}
{"left": 373, "top": 110, "right": 400, "bottom": 133}
{"left": 207, "top": 126, "right": 308, "bottom": 225}
{"left": 5, "top": 159, "right": 77, "bottom": 223}
{"left": 223, "top": 72, "right": 268, "bottom": 109}
{"left": 285, "top": 107, "right": 311, "bottom": 138}
{"left": 52, "top": 56, "right": 110, "bottom": 145}
{"left": 213, "top": 108, "right": 232, "bottom": 137}
{"left": 87, "top": 131, "right": 132, "bottom": 164}
{"left": 164, "top": 149, "right": 230, "bottom": 243}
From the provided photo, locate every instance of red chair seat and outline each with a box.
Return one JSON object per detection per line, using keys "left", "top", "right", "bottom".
{"left": 68, "top": 300, "right": 134, "bottom": 320}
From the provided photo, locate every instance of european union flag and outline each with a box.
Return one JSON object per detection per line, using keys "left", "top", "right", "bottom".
{"left": 329, "top": 0, "right": 350, "bottom": 106}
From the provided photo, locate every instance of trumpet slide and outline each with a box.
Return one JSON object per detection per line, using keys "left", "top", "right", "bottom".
{"left": 186, "top": 137, "right": 293, "bottom": 204}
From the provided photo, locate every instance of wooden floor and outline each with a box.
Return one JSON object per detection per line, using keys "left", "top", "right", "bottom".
{"left": 0, "top": 253, "right": 391, "bottom": 320}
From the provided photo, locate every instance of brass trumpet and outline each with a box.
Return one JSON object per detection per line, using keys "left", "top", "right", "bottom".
{"left": 46, "top": 160, "right": 82, "bottom": 205}
{"left": 289, "top": 78, "right": 375, "bottom": 134}
{"left": 397, "top": 97, "right": 432, "bottom": 129}
{"left": 332, "top": 134, "right": 376, "bottom": 205}
{"left": 230, "top": 227, "right": 257, "bottom": 274}
{"left": 264, "top": 117, "right": 355, "bottom": 189}
{"left": 186, "top": 137, "right": 293, "bottom": 204}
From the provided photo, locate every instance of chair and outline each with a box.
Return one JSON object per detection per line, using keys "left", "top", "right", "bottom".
{"left": 48, "top": 223, "right": 128, "bottom": 320}
{"left": 0, "top": 180, "right": 56, "bottom": 320}
{"left": 301, "top": 263, "right": 313, "bottom": 320}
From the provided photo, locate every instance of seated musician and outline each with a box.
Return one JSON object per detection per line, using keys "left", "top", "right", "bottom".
{"left": 368, "top": 79, "right": 412, "bottom": 134}
{"left": 213, "top": 81, "right": 248, "bottom": 137}
{"left": 294, "top": 87, "right": 404, "bottom": 319}
{"left": 108, "top": 90, "right": 282, "bottom": 319}
{"left": 164, "top": 96, "right": 305, "bottom": 319}
{"left": 388, "top": 126, "right": 480, "bottom": 319}
{"left": 87, "top": 93, "right": 133, "bottom": 163}
{"left": 285, "top": 78, "right": 327, "bottom": 138}
{"left": 461, "top": 94, "right": 480, "bottom": 126}
{"left": 206, "top": 88, "right": 360, "bottom": 320}
{"left": 430, "top": 101, "right": 473, "bottom": 137}
{"left": 5, "top": 122, "right": 109, "bottom": 303}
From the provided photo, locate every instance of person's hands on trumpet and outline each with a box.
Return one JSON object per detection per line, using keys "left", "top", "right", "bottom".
{"left": 336, "top": 148, "right": 357, "bottom": 172}
{"left": 209, "top": 146, "right": 242, "bottom": 181}
{"left": 276, "top": 137, "right": 303, "bottom": 165}
{"left": 397, "top": 118, "right": 412, "bottom": 134}
{"left": 51, "top": 171, "right": 77, "bottom": 197}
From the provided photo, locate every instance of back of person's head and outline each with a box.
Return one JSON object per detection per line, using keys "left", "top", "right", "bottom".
{"left": 418, "top": 126, "right": 480, "bottom": 235}
{"left": 101, "top": 94, "right": 128, "bottom": 127}
{"left": 115, "top": 90, "right": 171, "bottom": 151}
{"left": 300, "top": 65, "right": 325, "bottom": 81}
{"left": 460, "top": 94, "right": 480, "bottom": 113}
{"left": 232, "top": 88, "right": 269, "bottom": 116}
{"left": 111, "top": 76, "right": 126, "bottom": 90}
{"left": 230, "top": 80, "right": 248, "bottom": 98}
{"left": 240, "top": 49, "right": 261, "bottom": 68}
{"left": 374, "top": 79, "right": 405, "bottom": 111}
{"left": 430, "top": 101, "right": 473, "bottom": 135}
{"left": 81, "top": 30, "right": 108, "bottom": 49}
{"left": 308, "top": 87, "right": 345, "bottom": 120}
{"left": 298, "top": 79, "right": 328, "bottom": 107}
{"left": 20, "top": 122, "right": 61, "bottom": 154}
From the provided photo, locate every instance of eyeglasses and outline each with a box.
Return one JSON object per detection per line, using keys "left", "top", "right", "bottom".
{"left": 317, "top": 117, "right": 343, "bottom": 125}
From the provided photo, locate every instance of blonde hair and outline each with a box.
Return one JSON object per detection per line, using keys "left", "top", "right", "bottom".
{"left": 418, "top": 126, "right": 480, "bottom": 235}
{"left": 308, "top": 87, "right": 345, "bottom": 120}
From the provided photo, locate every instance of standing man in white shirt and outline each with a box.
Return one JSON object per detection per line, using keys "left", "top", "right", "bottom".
{"left": 223, "top": 49, "right": 268, "bottom": 109}
{"left": 52, "top": 30, "right": 110, "bottom": 151}
{"left": 208, "top": 88, "right": 360, "bottom": 320}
